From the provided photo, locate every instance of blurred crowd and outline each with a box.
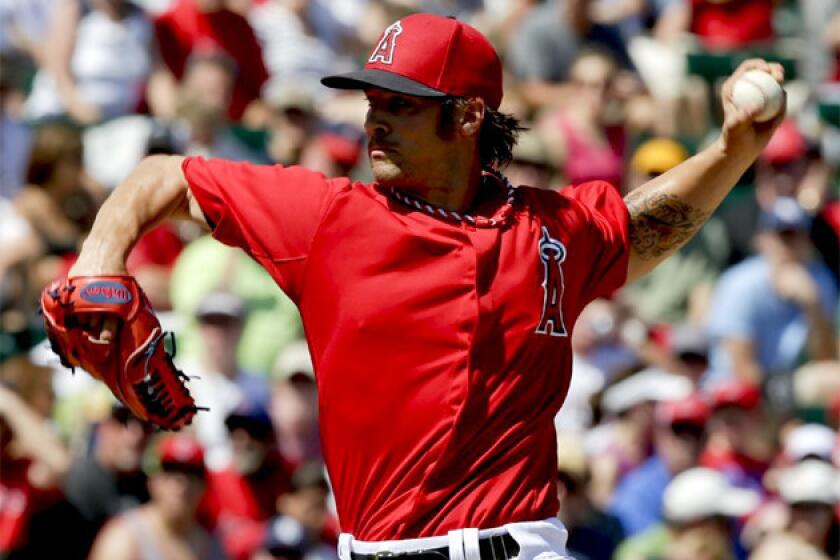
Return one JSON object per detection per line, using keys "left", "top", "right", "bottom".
{"left": 1, "top": 0, "right": 840, "bottom": 559}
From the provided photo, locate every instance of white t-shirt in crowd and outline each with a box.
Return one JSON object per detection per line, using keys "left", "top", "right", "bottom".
{"left": 25, "top": 4, "right": 153, "bottom": 121}
{"left": 248, "top": 0, "right": 355, "bottom": 101}
{"left": 0, "top": 0, "right": 54, "bottom": 54}
{"left": 0, "top": 197, "right": 31, "bottom": 244}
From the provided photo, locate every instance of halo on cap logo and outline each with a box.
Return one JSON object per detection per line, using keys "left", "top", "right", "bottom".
{"left": 369, "top": 21, "right": 403, "bottom": 65}
{"left": 80, "top": 281, "right": 132, "bottom": 304}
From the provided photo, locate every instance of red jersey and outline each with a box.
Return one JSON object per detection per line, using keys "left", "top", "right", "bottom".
{"left": 183, "top": 158, "right": 629, "bottom": 540}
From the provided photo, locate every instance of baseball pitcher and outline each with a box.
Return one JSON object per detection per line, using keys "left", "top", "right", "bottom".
{"left": 42, "top": 13, "right": 785, "bottom": 560}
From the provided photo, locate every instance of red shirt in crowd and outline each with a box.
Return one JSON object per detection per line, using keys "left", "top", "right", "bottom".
{"left": 691, "top": 0, "right": 774, "bottom": 51}
{"left": 200, "top": 451, "right": 293, "bottom": 560}
{"left": 183, "top": 157, "right": 630, "bottom": 540}
{"left": 154, "top": 0, "right": 269, "bottom": 120}
{"left": 127, "top": 223, "right": 185, "bottom": 272}
{"left": 0, "top": 458, "right": 59, "bottom": 553}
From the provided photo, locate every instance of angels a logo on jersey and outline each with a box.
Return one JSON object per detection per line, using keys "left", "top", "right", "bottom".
{"left": 535, "top": 226, "right": 569, "bottom": 337}
{"left": 368, "top": 21, "right": 403, "bottom": 65}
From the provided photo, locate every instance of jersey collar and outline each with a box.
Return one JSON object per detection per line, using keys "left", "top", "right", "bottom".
{"left": 387, "top": 169, "right": 517, "bottom": 228}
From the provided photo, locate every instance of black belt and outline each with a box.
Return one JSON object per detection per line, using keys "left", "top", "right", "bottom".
{"left": 350, "top": 534, "right": 520, "bottom": 560}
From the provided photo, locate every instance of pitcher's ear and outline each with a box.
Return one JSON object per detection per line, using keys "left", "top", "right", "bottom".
{"left": 459, "top": 97, "right": 486, "bottom": 138}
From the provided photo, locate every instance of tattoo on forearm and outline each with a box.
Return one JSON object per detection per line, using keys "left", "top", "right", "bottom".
{"left": 624, "top": 190, "right": 710, "bottom": 260}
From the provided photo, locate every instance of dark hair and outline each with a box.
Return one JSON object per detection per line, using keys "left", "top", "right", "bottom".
{"left": 291, "top": 461, "right": 329, "bottom": 493}
{"left": 439, "top": 97, "right": 524, "bottom": 169}
{"left": 184, "top": 49, "right": 237, "bottom": 78}
{"left": 25, "top": 122, "right": 83, "bottom": 186}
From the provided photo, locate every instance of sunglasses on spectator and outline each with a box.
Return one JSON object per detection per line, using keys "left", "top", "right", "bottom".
{"left": 777, "top": 228, "right": 807, "bottom": 242}
{"left": 160, "top": 461, "right": 206, "bottom": 480}
{"left": 197, "top": 313, "right": 243, "bottom": 327}
{"left": 669, "top": 422, "right": 705, "bottom": 440}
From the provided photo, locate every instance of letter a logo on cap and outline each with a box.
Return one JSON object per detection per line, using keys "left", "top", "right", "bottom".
{"left": 368, "top": 21, "right": 402, "bottom": 65}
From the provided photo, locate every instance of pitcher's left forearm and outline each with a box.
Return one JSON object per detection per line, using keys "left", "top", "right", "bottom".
{"left": 624, "top": 58, "right": 785, "bottom": 283}
{"left": 624, "top": 138, "right": 753, "bottom": 282}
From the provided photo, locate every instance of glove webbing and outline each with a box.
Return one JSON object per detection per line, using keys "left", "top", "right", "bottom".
{"left": 135, "top": 331, "right": 207, "bottom": 430}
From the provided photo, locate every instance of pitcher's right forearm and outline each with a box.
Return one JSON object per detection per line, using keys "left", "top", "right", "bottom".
{"left": 70, "top": 155, "right": 190, "bottom": 276}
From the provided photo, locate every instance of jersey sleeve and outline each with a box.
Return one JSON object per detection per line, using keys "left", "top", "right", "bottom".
{"left": 182, "top": 157, "right": 346, "bottom": 298}
{"left": 561, "top": 181, "right": 631, "bottom": 302}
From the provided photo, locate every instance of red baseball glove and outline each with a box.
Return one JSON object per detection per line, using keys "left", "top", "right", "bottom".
{"left": 41, "top": 276, "right": 199, "bottom": 430}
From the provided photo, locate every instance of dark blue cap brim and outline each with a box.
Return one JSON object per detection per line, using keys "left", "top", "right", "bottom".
{"left": 321, "top": 69, "right": 447, "bottom": 98}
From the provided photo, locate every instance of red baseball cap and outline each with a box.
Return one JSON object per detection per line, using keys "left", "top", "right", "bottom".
{"left": 761, "top": 119, "right": 806, "bottom": 165}
{"left": 708, "top": 378, "right": 761, "bottom": 410}
{"left": 321, "top": 13, "right": 503, "bottom": 109}
{"left": 656, "top": 394, "right": 710, "bottom": 426}
{"left": 157, "top": 434, "right": 205, "bottom": 470}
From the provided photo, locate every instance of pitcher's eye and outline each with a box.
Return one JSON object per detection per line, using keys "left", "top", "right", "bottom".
{"left": 389, "top": 98, "right": 412, "bottom": 112}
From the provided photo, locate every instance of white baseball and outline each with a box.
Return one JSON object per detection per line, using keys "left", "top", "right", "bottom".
{"left": 731, "top": 69, "right": 784, "bottom": 122}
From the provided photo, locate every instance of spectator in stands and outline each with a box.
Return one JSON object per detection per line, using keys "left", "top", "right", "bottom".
{"left": 571, "top": 298, "right": 642, "bottom": 385}
{"left": 667, "top": 324, "right": 712, "bottom": 381}
{"left": 706, "top": 197, "right": 837, "bottom": 409}
{"left": 59, "top": 404, "right": 152, "bottom": 559}
{"left": 824, "top": 6, "right": 840, "bottom": 83}
{"left": 609, "top": 394, "right": 710, "bottom": 536}
{"left": 11, "top": 123, "right": 102, "bottom": 312}
{"left": 780, "top": 423, "right": 836, "bottom": 465}
{"left": 505, "top": 128, "right": 558, "bottom": 191}
{"left": 587, "top": 0, "right": 689, "bottom": 45}
{"left": 700, "top": 378, "right": 770, "bottom": 492}
{"left": 169, "top": 234, "right": 304, "bottom": 374}
{"left": 756, "top": 120, "right": 813, "bottom": 208}
{"left": 750, "top": 460, "right": 840, "bottom": 559}
{"left": 186, "top": 289, "right": 270, "bottom": 470}
{"left": 173, "top": 51, "right": 267, "bottom": 161}
{"left": 154, "top": 0, "right": 269, "bottom": 121}
{"left": 264, "top": 85, "right": 321, "bottom": 166}
{"left": 615, "top": 467, "right": 758, "bottom": 560}
{"left": 586, "top": 368, "right": 692, "bottom": 508}
{"left": 270, "top": 340, "right": 321, "bottom": 469}
{"left": 0, "top": 53, "right": 33, "bottom": 200}
{"left": 203, "top": 403, "right": 294, "bottom": 560}
{"left": 24, "top": 0, "right": 159, "bottom": 125}
{"left": 0, "top": 0, "right": 54, "bottom": 61}
{"left": 89, "top": 434, "right": 225, "bottom": 560}
{"left": 0, "top": 355, "right": 70, "bottom": 557}
{"left": 666, "top": 526, "right": 736, "bottom": 560}
{"left": 538, "top": 48, "right": 627, "bottom": 189}
{"left": 299, "top": 122, "right": 366, "bottom": 179}
{"left": 555, "top": 432, "right": 624, "bottom": 560}
{"left": 755, "top": 122, "right": 838, "bottom": 287}
{"left": 253, "top": 515, "right": 309, "bottom": 560}
{"left": 247, "top": 0, "right": 358, "bottom": 101}
{"left": 0, "top": 197, "right": 38, "bottom": 320}
{"left": 255, "top": 461, "right": 338, "bottom": 560}
{"left": 506, "top": 0, "right": 633, "bottom": 109}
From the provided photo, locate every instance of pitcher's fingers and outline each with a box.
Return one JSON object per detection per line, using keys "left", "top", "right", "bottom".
{"left": 86, "top": 314, "right": 103, "bottom": 333}
{"left": 735, "top": 58, "right": 773, "bottom": 75}
{"left": 767, "top": 63, "right": 785, "bottom": 83}
{"left": 100, "top": 317, "right": 119, "bottom": 343}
